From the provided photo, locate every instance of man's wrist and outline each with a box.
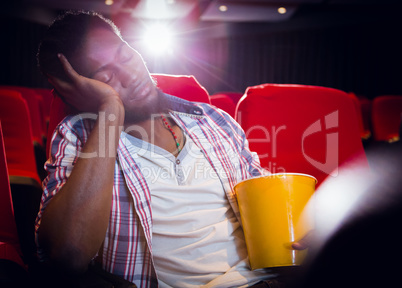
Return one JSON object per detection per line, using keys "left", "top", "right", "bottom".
{"left": 99, "top": 98, "right": 125, "bottom": 124}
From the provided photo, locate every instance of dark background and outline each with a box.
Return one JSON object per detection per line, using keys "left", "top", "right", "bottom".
{"left": 1, "top": 0, "right": 401, "bottom": 98}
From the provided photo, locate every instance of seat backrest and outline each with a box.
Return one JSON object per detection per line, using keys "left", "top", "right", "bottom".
{"left": 46, "top": 74, "right": 210, "bottom": 156}
{"left": 210, "top": 93, "right": 237, "bottom": 118}
{"left": 1, "top": 123, "right": 38, "bottom": 274}
{"left": 1, "top": 86, "right": 44, "bottom": 147}
{"left": 217, "top": 92, "right": 244, "bottom": 105}
{"left": 358, "top": 97, "right": 372, "bottom": 140}
{"left": 34, "top": 88, "right": 53, "bottom": 125}
{"left": 151, "top": 73, "right": 211, "bottom": 104}
{"left": 0, "top": 121, "right": 27, "bottom": 271}
{"left": 0, "top": 89, "right": 41, "bottom": 186}
{"left": 236, "top": 84, "right": 369, "bottom": 186}
{"left": 0, "top": 122, "right": 21, "bottom": 252}
{"left": 371, "top": 95, "right": 402, "bottom": 142}
{"left": 348, "top": 92, "right": 369, "bottom": 140}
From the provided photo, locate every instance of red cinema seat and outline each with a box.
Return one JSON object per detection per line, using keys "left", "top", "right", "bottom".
{"left": 34, "top": 88, "right": 54, "bottom": 147}
{"left": 34, "top": 88, "right": 53, "bottom": 126}
{"left": 371, "top": 95, "right": 402, "bottom": 143}
{"left": 219, "top": 92, "right": 243, "bottom": 104}
{"left": 46, "top": 74, "right": 210, "bottom": 155}
{"left": 34, "top": 94, "right": 47, "bottom": 144}
{"left": 0, "top": 122, "right": 28, "bottom": 285}
{"left": 1, "top": 86, "right": 44, "bottom": 148}
{"left": 0, "top": 89, "right": 42, "bottom": 266}
{"left": 348, "top": 92, "right": 370, "bottom": 140}
{"left": 0, "top": 122, "right": 24, "bottom": 262}
{"left": 0, "top": 89, "right": 41, "bottom": 186}
{"left": 358, "top": 97, "right": 372, "bottom": 141}
{"left": 152, "top": 74, "right": 210, "bottom": 104}
{"left": 210, "top": 93, "right": 237, "bottom": 118}
{"left": 236, "top": 84, "right": 369, "bottom": 187}
{"left": 1, "top": 86, "right": 47, "bottom": 180}
{"left": 210, "top": 92, "right": 243, "bottom": 118}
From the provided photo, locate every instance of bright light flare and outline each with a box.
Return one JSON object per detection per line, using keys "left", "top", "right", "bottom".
{"left": 219, "top": 5, "right": 228, "bottom": 12}
{"left": 312, "top": 163, "right": 376, "bottom": 244}
{"left": 278, "top": 7, "right": 287, "bottom": 14}
{"left": 143, "top": 24, "right": 174, "bottom": 55}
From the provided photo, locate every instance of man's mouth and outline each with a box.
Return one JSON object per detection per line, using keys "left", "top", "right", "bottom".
{"left": 129, "top": 77, "right": 150, "bottom": 101}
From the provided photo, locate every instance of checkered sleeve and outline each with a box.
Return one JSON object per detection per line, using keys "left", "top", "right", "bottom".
{"left": 34, "top": 115, "right": 95, "bottom": 258}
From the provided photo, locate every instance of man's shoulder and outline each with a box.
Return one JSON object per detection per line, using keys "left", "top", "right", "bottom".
{"left": 198, "top": 101, "right": 240, "bottom": 129}
{"left": 167, "top": 94, "right": 236, "bottom": 125}
{"left": 56, "top": 112, "right": 97, "bottom": 136}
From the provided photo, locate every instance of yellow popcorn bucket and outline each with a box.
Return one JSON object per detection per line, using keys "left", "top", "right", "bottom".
{"left": 235, "top": 173, "right": 317, "bottom": 270}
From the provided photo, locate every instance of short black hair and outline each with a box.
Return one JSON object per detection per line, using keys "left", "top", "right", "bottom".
{"left": 37, "top": 10, "right": 122, "bottom": 82}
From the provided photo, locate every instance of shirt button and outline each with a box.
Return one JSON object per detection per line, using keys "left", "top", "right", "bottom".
{"left": 176, "top": 159, "right": 180, "bottom": 165}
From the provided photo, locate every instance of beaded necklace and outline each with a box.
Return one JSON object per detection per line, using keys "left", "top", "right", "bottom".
{"left": 160, "top": 114, "right": 182, "bottom": 153}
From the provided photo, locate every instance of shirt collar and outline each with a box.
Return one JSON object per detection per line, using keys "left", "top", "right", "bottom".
{"left": 164, "top": 93, "right": 205, "bottom": 118}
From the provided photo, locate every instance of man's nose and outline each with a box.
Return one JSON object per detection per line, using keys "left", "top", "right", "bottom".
{"left": 119, "top": 67, "right": 138, "bottom": 88}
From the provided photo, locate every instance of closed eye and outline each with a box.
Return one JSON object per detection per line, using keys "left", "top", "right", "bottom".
{"left": 120, "top": 45, "right": 134, "bottom": 63}
{"left": 94, "top": 70, "right": 114, "bottom": 84}
{"left": 121, "top": 53, "right": 133, "bottom": 63}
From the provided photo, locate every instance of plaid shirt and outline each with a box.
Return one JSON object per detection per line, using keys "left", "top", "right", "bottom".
{"left": 35, "top": 94, "right": 264, "bottom": 287}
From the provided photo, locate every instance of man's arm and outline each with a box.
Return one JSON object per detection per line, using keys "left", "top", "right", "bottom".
{"left": 38, "top": 54, "right": 125, "bottom": 273}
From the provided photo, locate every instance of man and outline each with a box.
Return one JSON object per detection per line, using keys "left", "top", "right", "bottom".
{"left": 35, "top": 11, "right": 302, "bottom": 288}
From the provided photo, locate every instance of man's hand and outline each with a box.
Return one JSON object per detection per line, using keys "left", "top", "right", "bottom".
{"left": 39, "top": 53, "right": 126, "bottom": 273}
{"left": 291, "top": 230, "right": 315, "bottom": 250}
{"left": 47, "top": 53, "right": 121, "bottom": 113}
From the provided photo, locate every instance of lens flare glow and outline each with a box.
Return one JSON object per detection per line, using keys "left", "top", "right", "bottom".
{"left": 278, "top": 7, "right": 287, "bottom": 14}
{"left": 143, "top": 23, "right": 173, "bottom": 55}
{"left": 219, "top": 5, "right": 228, "bottom": 12}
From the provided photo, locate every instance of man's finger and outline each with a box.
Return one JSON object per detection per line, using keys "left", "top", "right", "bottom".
{"left": 291, "top": 241, "right": 308, "bottom": 250}
{"left": 291, "top": 230, "right": 315, "bottom": 250}
{"left": 58, "top": 53, "right": 80, "bottom": 80}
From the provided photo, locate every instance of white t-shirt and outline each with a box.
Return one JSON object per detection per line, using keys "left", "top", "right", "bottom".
{"left": 126, "top": 133, "right": 274, "bottom": 287}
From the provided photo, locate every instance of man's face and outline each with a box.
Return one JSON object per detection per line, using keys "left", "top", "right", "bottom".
{"left": 76, "top": 27, "right": 161, "bottom": 123}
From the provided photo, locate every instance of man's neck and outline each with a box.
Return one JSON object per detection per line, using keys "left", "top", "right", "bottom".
{"left": 124, "top": 116, "right": 183, "bottom": 156}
